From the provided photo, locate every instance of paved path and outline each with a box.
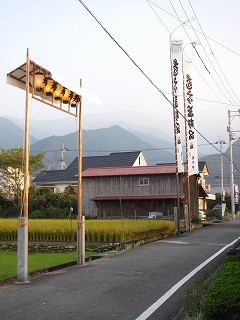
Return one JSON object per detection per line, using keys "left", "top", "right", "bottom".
{"left": 0, "top": 219, "right": 239, "bottom": 320}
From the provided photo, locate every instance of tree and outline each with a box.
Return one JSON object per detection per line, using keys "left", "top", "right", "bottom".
{"left": 207, "top": 192, "right": 232, "bottom": 211}
{"left": 28, "top": 186, "right": 78, "bottom": 219}
{"left": 0, "top": 148, "right": 45, "bottom": 213}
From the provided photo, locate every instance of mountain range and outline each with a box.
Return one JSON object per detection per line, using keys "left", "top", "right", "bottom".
{"left": 0, "top": 117, "right": 38, "bottom": 149}
{"left": 1, "top": 116, "right": 239, "bottom": 192}
{"left": 0, "top": 117, "right": 175, "bottom": 171}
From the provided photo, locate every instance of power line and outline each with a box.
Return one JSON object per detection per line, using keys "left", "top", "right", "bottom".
{"left": 186, "top": 0, "right": 240, "bottom": 106}
{"left": 0, "top": 60, "right": 12, "bottom": 70}
{"left": 180, "top": 0, "right": 240, "bottom": 107}
{"left": 29, "top": 141, "right": 232, "bottom": 154}
{"left": 145, "top": 0, "right": 172, "bottom": 35}
{"left": 31, "top": 143, "right": 240, "bottom": 175}
{"left": 78, "top": 0, "right": 240, "bottom": 176}
{"left": 147, "top": 0, "right": 240, "bottom": 59}
{"left": 193, "top": 97, "right": 240, "bottom": 107}
{"left": 31, "top": 147, "right": 174, "bottom": 153}
{"left": 161, "top": 88, "right": 240, "bottom": 107}
{"left": 1, "top": 52, "right": 239, "bottom": 109}
{"left": 146, "top": 0, "right": 234, "bottom": 113}
{"left": 79, "top": 1, "right": 172, "bottom": 104}
{"left": 77, "top": 1, "right": 223, "bottom": 154}
{"left": 169, "top": 0, "right": 237, "bottom": 106}
{"left": 149, "top": 0, "right": 240, "bottom": 117}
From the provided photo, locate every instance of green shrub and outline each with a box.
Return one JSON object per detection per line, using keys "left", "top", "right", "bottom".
{"left": 203, "top": 256, "right": 240, "bottom": 320}
{"left": 185, "top": 313, "right": 204, "bottom": 320}
{"left": 191, "top": 214, "right": 201, "bottom": 224}
{"left": 184, "top": 280, "right": 207, "bottom": 318}
{"left": 29, "top": 210, "right": 46, "bottom": 219}
{"left": 29, "top": 207, "right": 69, "bottom": 219}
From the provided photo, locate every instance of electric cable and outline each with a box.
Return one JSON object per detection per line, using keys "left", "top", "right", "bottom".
{"left": 169, "top": 0, "right": 236, "bottom": 106}
{"left": 149, "top": 0, "right": 240, "bottom": 122}
{"left": 145, "top": 0, "right": 234, "bottom": 113}
{"left": 147, "top": 0, "right": 240, "bottom": 59}
{"left": 186, "top": 0, "right": 240, "bottom": 106}
{"left": 77, "top": 0, "right": 240, "bottom": 175}
{"left": 77, "top": 1, "right": 221, "bottom": 152}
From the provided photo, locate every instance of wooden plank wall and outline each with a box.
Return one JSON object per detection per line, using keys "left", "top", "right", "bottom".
{"left": 82, "top": 174, "right": 183, "bottom": 217}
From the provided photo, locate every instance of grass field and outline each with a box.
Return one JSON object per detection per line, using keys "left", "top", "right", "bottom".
{"left": 0, "top": 251, "right": 92, "bottom": 280}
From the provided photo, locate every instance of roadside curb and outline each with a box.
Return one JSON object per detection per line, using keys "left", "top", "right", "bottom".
{"left": 227, "top": 237, "right": 240, "bottom": 255}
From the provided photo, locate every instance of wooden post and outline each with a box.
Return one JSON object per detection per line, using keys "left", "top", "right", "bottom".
{"left": 170, "top": 40, "right": 183, "bottom": 236}
{"left": 188, "top": 174, "right": 191, "bottom": 232}
{"left": 24, "top": 48, "right": 30, "bottom": 219}
{"left": 77, "top": 79, "right": 84, "bottom": 266}
{"left": 17, "top": 48, "right": 30, "bottom": 282}
{"left": 174, "top": 207, "right": 178, "bottom": 234}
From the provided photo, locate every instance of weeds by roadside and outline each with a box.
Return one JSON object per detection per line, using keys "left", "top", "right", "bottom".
{"left": 184, "top": 255, "right": 240, "bottom": 320}
{"left": 184, "top": 280, "right": 208, "bottom": 319}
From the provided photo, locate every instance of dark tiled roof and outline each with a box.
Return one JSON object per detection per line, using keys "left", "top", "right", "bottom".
{"left": 199, "top": 185, "right": 209, "bottom": 197}
{"left": 82, "top": 151, "right": 142, "bottom": 170}
{"left": 198, "top": 161, "right": 208, "bottom": 173}
{"left": 34, "top": 151, "right": 142, "bottom": 183}
{"left": 33, "top": 169, "right": 77, "bottom": 184}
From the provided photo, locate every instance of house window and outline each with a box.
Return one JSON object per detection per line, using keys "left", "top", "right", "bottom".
{"left": 139, "top": 178, "right": 149, "bottom": 186}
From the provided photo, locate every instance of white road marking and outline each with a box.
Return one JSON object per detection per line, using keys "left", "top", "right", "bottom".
{"left": 135, "top": 237, "right": 240, "bottom": 320}
{"left": 160, "top": 240, "right": 228, "bottom": 246}
{"left": 160, "top": 240, "right": 189, "bottom": 245}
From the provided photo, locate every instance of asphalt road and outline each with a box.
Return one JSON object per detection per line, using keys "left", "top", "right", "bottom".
{"left": 0, "top": 219, "right": 239, "bottom": 320}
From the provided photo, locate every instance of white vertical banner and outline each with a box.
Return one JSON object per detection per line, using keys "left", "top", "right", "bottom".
{"left": 170, "top": 40, "right": 184, "bottom": 173}
{"left": 183, "top": 58, "right": 199, "bottom": 176}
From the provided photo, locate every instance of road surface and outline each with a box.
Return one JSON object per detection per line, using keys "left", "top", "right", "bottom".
{"left": 0, "top": 219, "right": 239, "bottom": 320}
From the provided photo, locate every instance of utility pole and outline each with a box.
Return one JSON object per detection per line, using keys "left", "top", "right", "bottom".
{"left": 215, "top": 138, "right": 226, "bottom": 202}
{"left": 60, "top": 143, "right": 66, "bottom": 170}
{"left": 227, "top": 109, "right": 240, "bottom": 220}
{"left": 77, "top": 79, "right": 85, "bottom": 266}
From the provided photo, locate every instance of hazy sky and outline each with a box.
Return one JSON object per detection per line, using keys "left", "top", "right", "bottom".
{"left": 1, "top": 0, "right": 240, "bottom": 154}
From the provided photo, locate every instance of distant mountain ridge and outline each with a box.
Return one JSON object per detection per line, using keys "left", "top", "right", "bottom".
{"left": 5, "top": 116, "right": 77, "bottom": 140}
{"left": 199, "top": 140, "right": 240, "bottom": 192}
{"left": 0, "top": 117, "right": 174, "bottom": 171}
{"left": 1, "top": 117, "right": 240, "bottom": 192}
{"left": 5, "top": 115, "right": 173, "bottom": 142}
{"left": 0, "top": 117, "right": 38, "bottom": 149}
{"left": 30, "top": 125, "right": 175, "bottom": 170}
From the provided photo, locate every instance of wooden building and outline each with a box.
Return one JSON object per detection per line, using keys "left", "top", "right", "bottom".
{"left": 33, "top": 151, "right": 209, "bottom": 219}
{"left": 81, "top": 162, "right": 209, "bottom": 218}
